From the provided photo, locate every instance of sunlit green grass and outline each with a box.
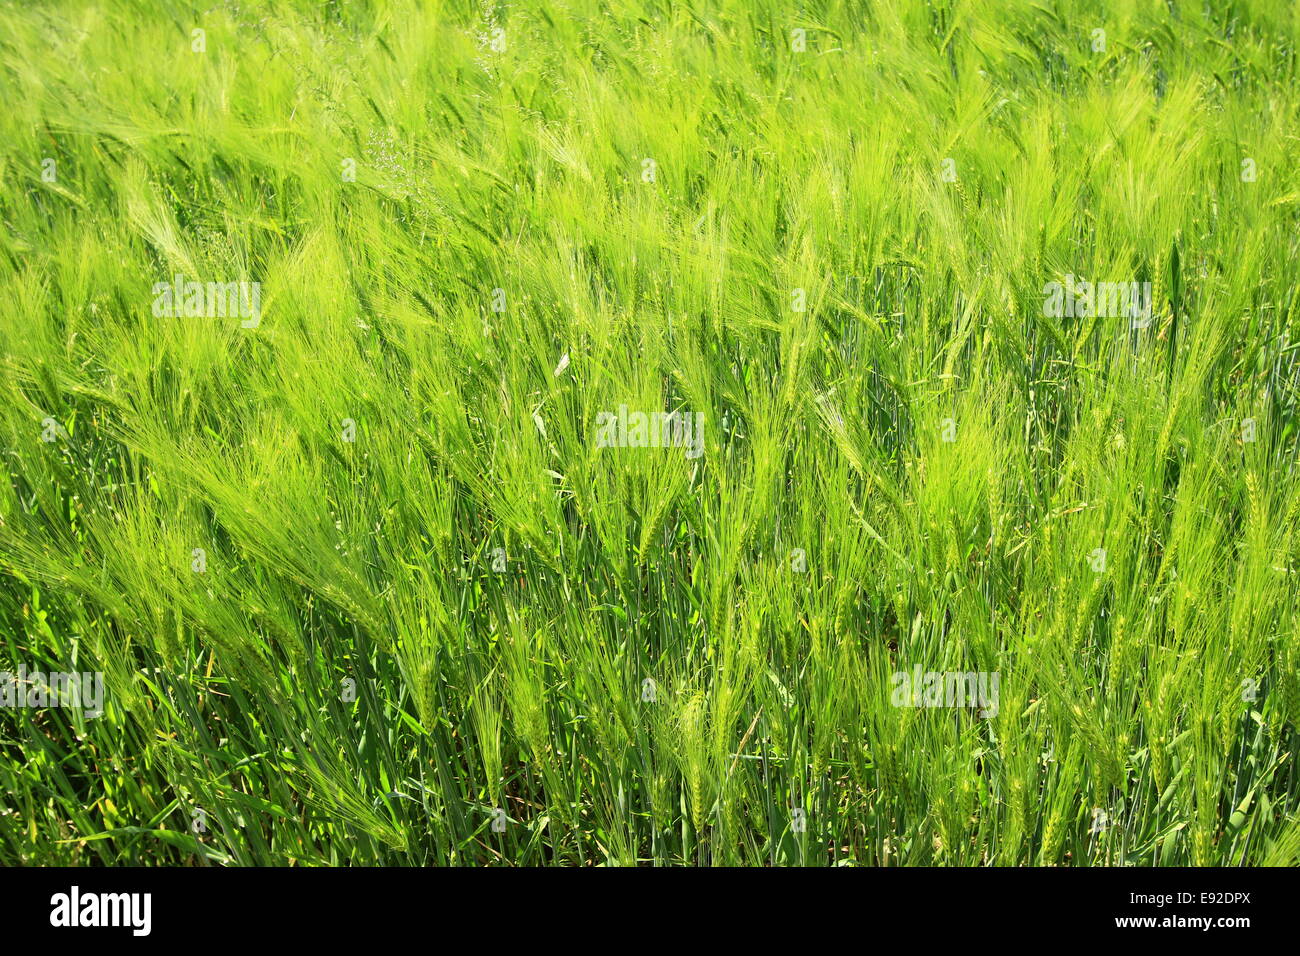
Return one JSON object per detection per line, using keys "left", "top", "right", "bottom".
{"left": 1, "top": 0, "right": 1298, "bottom": 865}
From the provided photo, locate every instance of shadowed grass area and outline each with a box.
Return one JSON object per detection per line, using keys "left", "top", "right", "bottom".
{"left": 0, "top": 0, "right": 1298, "bottom": 865}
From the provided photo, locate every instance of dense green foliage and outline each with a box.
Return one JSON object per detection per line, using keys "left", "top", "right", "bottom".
{"left": 1, "top": 0, "right": 1298, "bottom": 865}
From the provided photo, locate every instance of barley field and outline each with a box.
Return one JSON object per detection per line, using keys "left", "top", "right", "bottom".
{"left": 1, "top": 0, "right": 1298, "bottom": 866}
